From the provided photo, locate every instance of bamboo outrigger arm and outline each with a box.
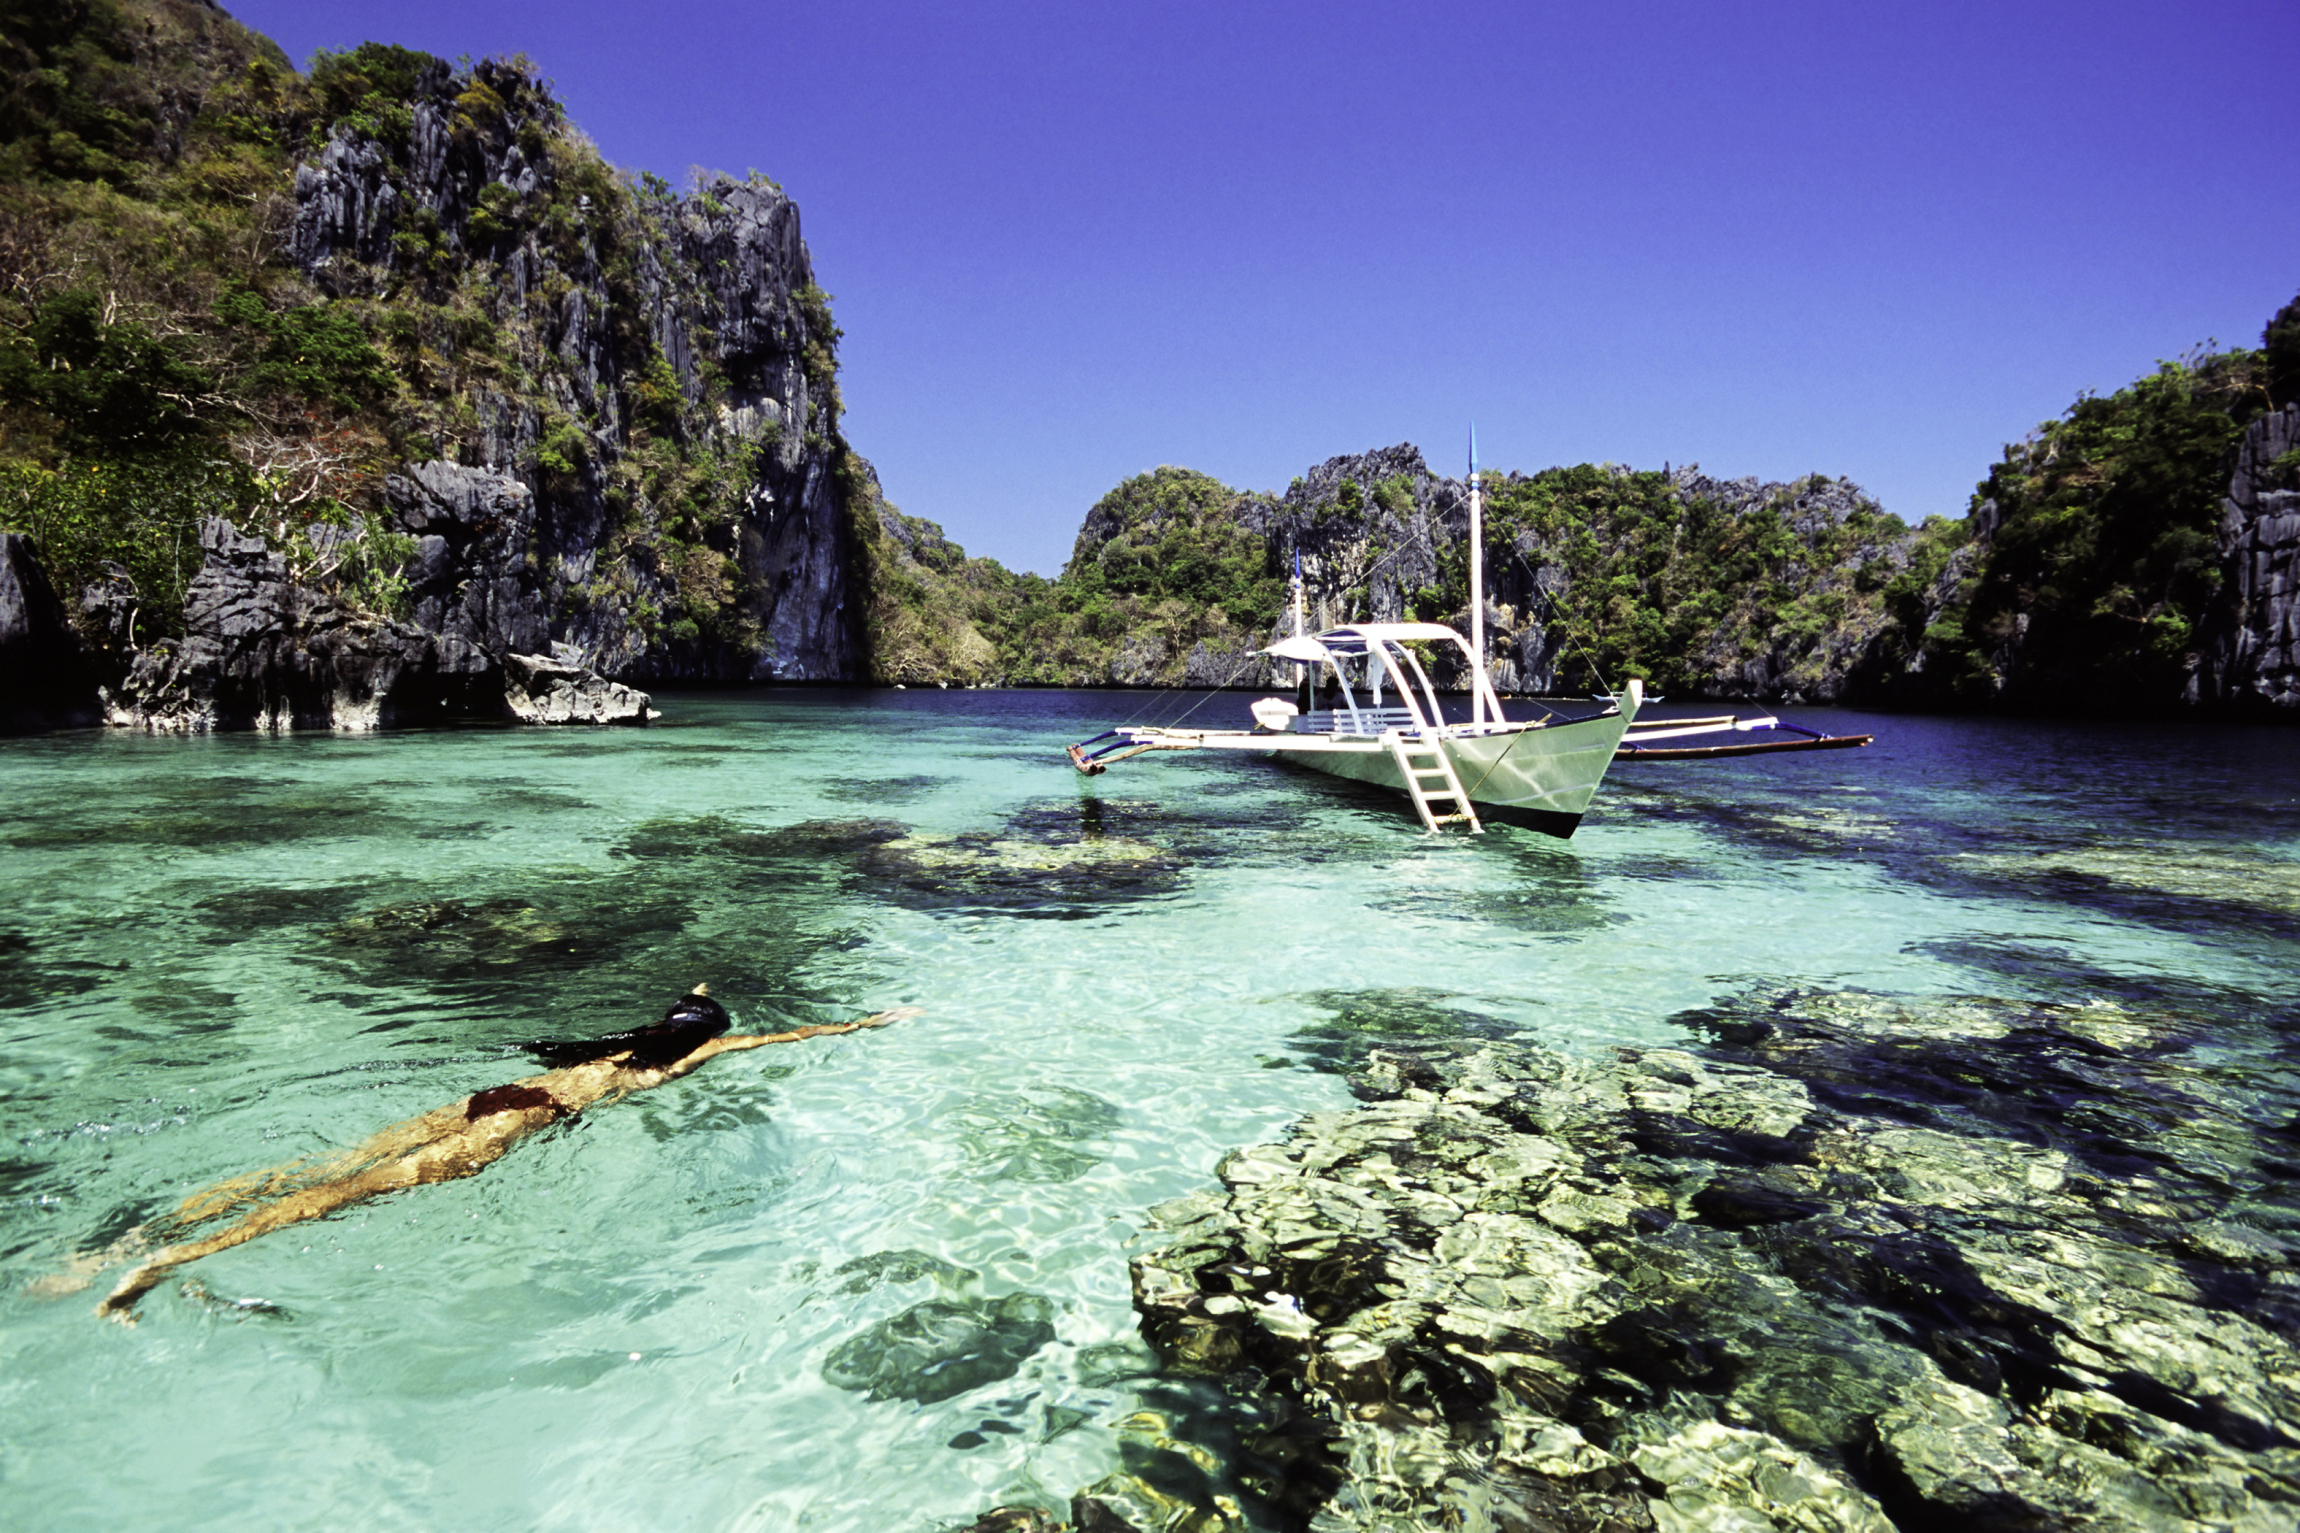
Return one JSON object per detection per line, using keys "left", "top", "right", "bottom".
{"left": 1067, "top": 732, "right": 1202, "bottom": 774}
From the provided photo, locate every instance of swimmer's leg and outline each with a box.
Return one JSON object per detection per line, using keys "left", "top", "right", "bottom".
{"left": 94, "top": 1118, "right": 521, "bottom": 1323}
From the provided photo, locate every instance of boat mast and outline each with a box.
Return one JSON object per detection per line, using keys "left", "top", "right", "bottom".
{"left": 1468, "top": 425, "right": 1486, "bottom": 724}
{"left": 1293, "top": 547, "right": 1306, "bottom": 638}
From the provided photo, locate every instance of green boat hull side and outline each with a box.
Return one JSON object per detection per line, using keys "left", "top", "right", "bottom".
{"left": 1284, "top": 705, "right": 1638, "bottom": 838}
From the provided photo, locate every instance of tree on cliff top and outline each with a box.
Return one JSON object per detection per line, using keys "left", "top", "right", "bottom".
{"left": 1920, "top": 340, "right": 2271, "bottom": 709}
{"left": 2266, "top": 291, "right": 2300, "bottom": 410}
{"left": 1062, "top": 467, "right": 1281, "bottom": 631}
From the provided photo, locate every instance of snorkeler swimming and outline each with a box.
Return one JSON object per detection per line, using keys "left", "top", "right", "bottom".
{"left": 42, "top": 987, "right": 915, "bottom": 1322}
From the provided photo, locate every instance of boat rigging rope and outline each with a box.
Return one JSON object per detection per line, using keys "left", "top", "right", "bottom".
{"left": 1307, "top": 483, "right": 1620, "bottom": 707}
{"left": 1502, "top": 541, "right": 1615, "bottom": 701}
{"left": 1453, "top": 721, "right": 1536, "bottom": 804}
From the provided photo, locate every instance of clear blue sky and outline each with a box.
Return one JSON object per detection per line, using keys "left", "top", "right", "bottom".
{"left": 226, "top": 0, "right": 2300, "bottom": 575}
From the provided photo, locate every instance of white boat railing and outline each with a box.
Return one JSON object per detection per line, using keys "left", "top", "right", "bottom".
{"left": 1300, "top": 706, "right": 1420, "bottom": 735}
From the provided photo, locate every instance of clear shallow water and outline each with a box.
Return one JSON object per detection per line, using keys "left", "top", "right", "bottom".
{"left": 1, "top": 689, "right": 2294, "bottom": 1531}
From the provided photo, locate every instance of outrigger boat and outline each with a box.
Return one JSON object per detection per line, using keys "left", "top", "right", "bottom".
{"left": 1065, "top": 433, "right": 1643, "bottom": 838}
{"left": 1067, "top": 624, "right": 1640, "bottom": 837}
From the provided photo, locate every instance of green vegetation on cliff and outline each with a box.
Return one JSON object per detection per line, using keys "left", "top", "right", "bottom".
{"left": 0, "top": 4, "right": 459, "bottom": 639}
{"left": 1476, "top": 466, "right": 1927, "bottom": 697}
{"left": 843, "top": 451, "right": 1015, "bottom": 686}
{"left": 1060, "top": 467, "right": 1282, "bottom": 630}
{"left": 1916, "top": 344, "right": 2274, "bottom": 708}
{"left": 1, "top": 2, "right": 839, "bottom": 670}
{"left": 2266, "top": 290, "right": 2300, "bottom": 410}
{"left": 846, "top": 465, "right": 1289, "bottom": 688}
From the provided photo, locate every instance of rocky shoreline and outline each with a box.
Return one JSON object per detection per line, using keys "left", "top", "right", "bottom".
{"left": 82, "top": 517, "right": 653, "bottom": 731}
{"left": 984, "top": 986, "right": 2300, "bottom": 1532}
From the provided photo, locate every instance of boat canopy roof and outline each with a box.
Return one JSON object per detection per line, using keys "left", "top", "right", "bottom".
{"left": 1262, "top": 623, "right": 1466, "bottom": 662}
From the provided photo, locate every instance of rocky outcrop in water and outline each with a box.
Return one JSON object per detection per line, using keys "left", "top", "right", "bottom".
{"left": 102, "top": 519, "right": 648, "bottom": 730}
{"left": 1128, "top": 990, "right": 2300, "bottom": 1532}
{"left": 286, "top": 61, "right": 860, "bottom": 689}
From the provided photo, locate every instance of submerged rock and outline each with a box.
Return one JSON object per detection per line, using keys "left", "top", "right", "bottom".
{"left": 951, "top": 1084, "right": 1122, "bottom": 1183}
{"left": 1130, "top": 989, "right": 2300, "bottom": 1531}
{"left": 860, "top": 799, "right": 1193, "bottom": 918}
{"left": 1951, "top": 840, "right": 2300, "bottom": 934}
{"left": 326, "top": 888, "right": 691, "bottom": 990}
{"left": 827, "top": 1248, "right": 978, "bottom": 1296}
{"left": 1285, "top": 987, "right": 1532, "bottom": 1073}
{"left": 613, "top": 814, "right": 908, "bottom": 866}
{"left": 821, "top": 1291, "right": 1057, "bottom": 1404}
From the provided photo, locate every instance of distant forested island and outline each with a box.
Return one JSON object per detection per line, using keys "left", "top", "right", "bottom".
{"left": 3, "top": 0, "right": 2295, "bottom": 729}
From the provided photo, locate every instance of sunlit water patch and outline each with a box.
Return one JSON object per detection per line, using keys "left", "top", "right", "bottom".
{"left": 1, "top": 691, "right": 2294, "bottom": 1530}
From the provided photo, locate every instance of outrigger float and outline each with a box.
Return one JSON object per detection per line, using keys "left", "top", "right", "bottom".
{"left": 1616, "top": 713, "right": 1874, "bottom": 760}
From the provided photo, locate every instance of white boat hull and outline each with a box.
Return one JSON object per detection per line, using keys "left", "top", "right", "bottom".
{"left": 1069, "top": 620, "right": 1642, "bottom": 837}
{"left": 1273, "top": 710, "right": 1636, "bottom": 836}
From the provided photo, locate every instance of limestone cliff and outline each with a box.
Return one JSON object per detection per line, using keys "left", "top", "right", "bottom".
{"left": 2195, "top": 404, "right": 2300, "bottom": 712}
{"left": 0, "top": 532, "right": 100, "bottom": 730}
{"left": 1014, "top": 445, "right": 1935, "bottom": 705}
{"left": 287, "top": 75, "right": 858, "bottom": 684}
{"left": 106, "top": 515, "right": 651, "bottom": 731}
{"left": 2, "top": 7, "right": 870, "bottom": 731}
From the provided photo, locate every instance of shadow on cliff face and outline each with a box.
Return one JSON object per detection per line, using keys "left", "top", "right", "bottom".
{"left": 1127, "top": 987, "right": 2300, "bottom": 1532}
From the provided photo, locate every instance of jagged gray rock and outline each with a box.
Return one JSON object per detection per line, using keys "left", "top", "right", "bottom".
{"left": 500, "top": 651, "right": 652, "bottom": 725}
{"left": 102, "top": 519, "right": 646, "bottom": 731}
{"left": 0, "top": 533, "right": 100, "bottom": 730}
{"left": 287, "top": 62, "right": 859, "bottom": 689}
{"left": 2197, "top": 403, "right": 2300, "bottom": 710}
{"left": 1129, "top": 989, "right": 2300, "bottom": 1532}
{"left": 389, "top": 462, "right": 552, "bottom": 660}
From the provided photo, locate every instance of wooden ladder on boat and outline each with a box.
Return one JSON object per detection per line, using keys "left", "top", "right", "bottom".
{"left": 1386, "top": 733, "right": 1483, "bottom": 834}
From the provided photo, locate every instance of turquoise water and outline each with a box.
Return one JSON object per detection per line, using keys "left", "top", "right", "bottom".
{"left": 2, "top": 689, "right": 2294, "bottom": 1531}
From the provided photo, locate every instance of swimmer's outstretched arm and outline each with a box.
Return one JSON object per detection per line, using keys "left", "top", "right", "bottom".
{"left": 653, "top": 1008, "right": 922, "bottom": 1080}
{"left": 77, "top": 1005, "right": 916, "bottom": 1322}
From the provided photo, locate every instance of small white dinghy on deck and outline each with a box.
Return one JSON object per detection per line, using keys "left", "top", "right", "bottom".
{"left": 1066, "top": 431, "right": 1644, "bottom": 838}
